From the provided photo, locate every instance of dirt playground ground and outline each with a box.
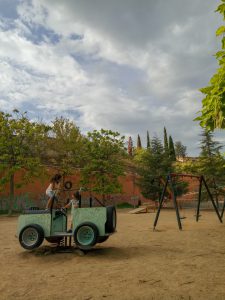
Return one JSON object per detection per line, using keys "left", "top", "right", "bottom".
{"left": 0, "top": 209, "right": 225, "bottom": 300}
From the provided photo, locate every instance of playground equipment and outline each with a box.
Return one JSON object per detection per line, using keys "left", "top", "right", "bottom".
{"left": 153, "top": 173, "right": 223, "bottom": 230}
{"left": 16, "top": 187, "right": 116, "bottom": 250}
{"left": 129, "top": 202, "right": 156, "bottom": 214}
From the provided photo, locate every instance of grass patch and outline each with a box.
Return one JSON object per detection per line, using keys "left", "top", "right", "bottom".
{"left": 116, "top": 202, "right": 135, "bottom": 209}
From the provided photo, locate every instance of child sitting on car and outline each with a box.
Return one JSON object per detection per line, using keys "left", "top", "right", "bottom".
{"left": 64, "top": 191, "right": 80, "bottom": 209}
{"left": 64, "top": 191, "right": 80, "bottom": 232}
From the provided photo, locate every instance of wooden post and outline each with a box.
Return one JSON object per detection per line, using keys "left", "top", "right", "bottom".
{"left": 153, "top": 175, "right": 169, "bottom": 230}
{"left": 202, "top": 177, "right": 222, "bottom": 223}
{"left": 196, "top": 176, "right": 203, "bottom": 222}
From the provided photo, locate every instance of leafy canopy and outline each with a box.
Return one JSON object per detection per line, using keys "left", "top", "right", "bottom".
{"left": 48, "top": 117, "right": 87, "bottom": 175}
{"left": 0, "top": 110, "right": 49, "bottom": 209}
{"left": 81, "top": 129, "right": 126, "bottom": 199}
{"left": 195, "top": 1, "right": 225, "bottom": 130}
{"left": 198, "top": 129, "right": 225, "bottom": 183}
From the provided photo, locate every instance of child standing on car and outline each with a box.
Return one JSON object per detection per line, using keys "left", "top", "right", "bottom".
{"left": 46, "top": 174, "right": 62, "bottom": 209}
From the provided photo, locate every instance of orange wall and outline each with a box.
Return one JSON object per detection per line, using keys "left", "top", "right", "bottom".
{"left": 0, "top": 168, "right": 147, "bottom": 206}
{"left": 0, "top": 168, "right": 202, "bottom": 209}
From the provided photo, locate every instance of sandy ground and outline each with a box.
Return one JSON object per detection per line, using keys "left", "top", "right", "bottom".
{"left": 0, "top": 209, "right": 225, "bottom": 300}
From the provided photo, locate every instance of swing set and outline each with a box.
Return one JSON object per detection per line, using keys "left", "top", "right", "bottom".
{"left": 153, "top": 173, "right": 224, "bottom": 230}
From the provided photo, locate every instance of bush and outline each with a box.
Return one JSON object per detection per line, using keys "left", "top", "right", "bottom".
{"left": 116, "top": 202, "right": 134, "bottom": 208}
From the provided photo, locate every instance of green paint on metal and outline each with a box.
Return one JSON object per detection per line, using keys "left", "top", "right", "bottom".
{"left": 72, "top": 207, "right": 107, "bottom": 236}
{"left": 51, "top": 211, "right": 67, "bottom": 235}
{"left": 17, "top": 207, "right": 111, "bottom": 250}
{"left": 17, "top": 213, "right": 51, "bottom": 237}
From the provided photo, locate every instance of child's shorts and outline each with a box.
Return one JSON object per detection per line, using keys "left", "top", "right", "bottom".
{"left": 46, "top": 190, "right": 54, "bottom": 198}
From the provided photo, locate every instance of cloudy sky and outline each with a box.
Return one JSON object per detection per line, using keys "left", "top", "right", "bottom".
{"left": 0, "top": 0, "right": 224, "bottom": 155}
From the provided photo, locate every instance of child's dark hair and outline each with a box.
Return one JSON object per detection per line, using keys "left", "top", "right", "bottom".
{"left": 74, "top": 191, "right": 80, "bottom": 200}
{"left": 51, "top": 173, "right": 62, "bottom": 183}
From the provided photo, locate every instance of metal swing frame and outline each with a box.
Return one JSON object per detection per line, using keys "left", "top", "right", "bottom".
{"left": 153, "top": 173, "right": 223, "bottom": 230}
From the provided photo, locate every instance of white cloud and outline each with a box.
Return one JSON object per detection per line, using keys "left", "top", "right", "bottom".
{"left": 0, "top": 0, "right": 224, "bottom": 155}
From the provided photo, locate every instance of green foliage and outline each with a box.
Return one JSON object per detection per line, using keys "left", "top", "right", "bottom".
{"left": 174, "top": 160, "right": 199, "bottom": 175}
{"left": 175, "top": 141, "right": 187, "bottom": 159}
{"left": 81, "top": 129, "right": 125, "bottom": 201}
{"left": 133, "top": 148, "right": 147, "bottom": 163}
{"left": 137, "top": 136, "right": 173, "bottom": 201}
{"left": 127, "top": 136, "right": 133, "bottom": 156}
{"left": 195, "top": 1, "right": 225, "bottom": 130}
{"left": 163, "top": 127, "right": 169, "bottom": 153}
{"left": 147, "top": 131, "right": 150, "bottom": 149}
{"left": 198, "top": 129, "right": 225, "bottom": 183}
{"left": 171, "top": 177, "right": 189, "bottom": 197}
{"left": 137, "top": 134, "right": 142, "bottom": 149}
{"left": 116, "top": 202, "right": 134, "bottom": 208}
{"left": 216, "top": 25, "right": 225, "bottom": 36}
{"left": 0, "top": 110, "right": 49, "bottom": 213}
{"left": 175, "top": 130, "right": 225, "bottom": 191}
{"left": 48, "top": 117, "right": 87, "bottom": 175}
{"left": 169, "top": 135, "right": 176, "bottom": 161}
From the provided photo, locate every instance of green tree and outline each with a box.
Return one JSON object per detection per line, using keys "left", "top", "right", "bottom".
{"left": 147, "top": 131, "right": 150, "bottom": 149}
{"left": 198, "top": 129, "right": 225, "bottom": 180}
{"left": 169, "top": 135, "right": 176, "bottom": 161}
{"left": 195, "top": 1, "right": 225, "bottom": 130}
{"left": 81, "top": 129, "right": 125, "bottom": 203}
{"left": 175, "top": 141, "right": 187, "bottom": 159}
{"left": 0, "top": 110, "right": 49, "bottom": 214}
{"left": 48, "top": 117, "right": 87, "bottom": 176}
{"left": 164, "top": 127, "right": 169, "bottom": 154}
{"left": 137, "top": 136, "right": 172, "bottom": 201}
{"left": 127, "top": 136, "right": 133, "bottom": 156}
{"left": 174, "top": 159, "right": 200, "bottom": 175}
{"left": 137, "top": 134, "right": 142, "bottom": 149}
{"left": 198, "top": 129, "right": 225, "bottom": 202}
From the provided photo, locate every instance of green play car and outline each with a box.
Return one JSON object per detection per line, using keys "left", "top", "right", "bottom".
{"left": 16, "top": 205, "right": 116, "bottom": 250}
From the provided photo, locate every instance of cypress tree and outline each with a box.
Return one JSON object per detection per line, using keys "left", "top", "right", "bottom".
{"left": 137, "top": 134, "right": 142, "bottom": 149}
{"left": 164, "top": 127, "right": 169, "bottom": 154}
{"left": 169, "top": 135, "right": 176, "bottom": 161}
{"left": 147, "top": 131, "right": 150, "bottom": 149}
{"left": 128, "top": 136, "right": 133, "bottom": 156}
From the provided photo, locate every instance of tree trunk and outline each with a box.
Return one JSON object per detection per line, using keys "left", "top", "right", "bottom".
{"left": 8, "top": 173, "right": 14, "bottom": 215}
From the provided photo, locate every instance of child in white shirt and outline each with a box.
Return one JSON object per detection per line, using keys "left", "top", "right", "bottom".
{"left": 64, "top": 191, "right": 80, "bottom": 232}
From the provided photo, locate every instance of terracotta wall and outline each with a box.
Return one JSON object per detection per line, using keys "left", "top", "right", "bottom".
{"left": 0, "top": 168, "right": 204, "bottom": 210}
{"left": 0, "top": 168, "right": 148, "bottom": 209}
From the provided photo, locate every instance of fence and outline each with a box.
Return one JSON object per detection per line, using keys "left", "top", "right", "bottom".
{"left": 0, "top": 193, "right": 47, "bottom": 213}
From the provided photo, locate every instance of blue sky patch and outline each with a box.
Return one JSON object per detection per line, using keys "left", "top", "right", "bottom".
{"left": 0, "top": 0, "right": 19, "bottom": 19}
{"left": 22, "top": 21, "right": 61, "bottom": 45}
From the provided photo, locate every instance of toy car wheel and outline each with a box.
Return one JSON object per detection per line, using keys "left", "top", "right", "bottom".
{"left": 74, "top": 222, "right": 98, "bottom": 250}
{"left": 97, "top": 236, "right": 109, "bottom": 243}
{"left": 105, "top": 206, "right": 117, "bottom": 233}
{"left": 19, "top": 224, "right": 44, "bottom": 250}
